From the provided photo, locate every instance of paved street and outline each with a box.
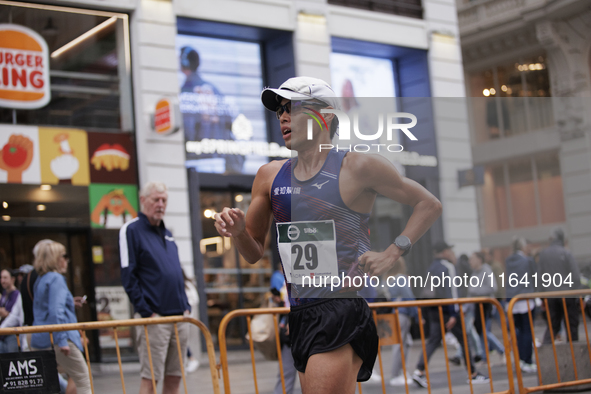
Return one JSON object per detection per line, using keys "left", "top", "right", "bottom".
{"left": 92, "top": 341, "right": 539, "bottom": 394}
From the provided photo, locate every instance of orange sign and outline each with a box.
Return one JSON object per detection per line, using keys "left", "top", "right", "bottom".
{"left": 0, "top": 24, "right": 51, "bottom": 109}
{"left": 153, "top": 97, "right": 180, "bottom": 135}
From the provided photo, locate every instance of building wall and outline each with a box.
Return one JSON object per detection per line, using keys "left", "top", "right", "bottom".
{"left": 458, "top": 0, "right": 591, "bottom": 261}
{"left": 173, "top": 0, "right": 477, "bottom": 256}
{"left": 125, "top": 0, "right": 474, "bottom": 353}
{"left": 130, "top": 0, "right": 194, "bottom": 275}
{"left": 424, "top": 0, "right": 480, "bottom": 254}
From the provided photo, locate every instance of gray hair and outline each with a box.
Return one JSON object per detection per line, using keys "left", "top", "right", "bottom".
{"left": 140, "top": 182, "right": 168, "bottom": 199}
{"left": 512, "top": 237, "right": 527, "bottom": 253}
{"left": 551, "top": 227, "right": 565, "bottom": 245}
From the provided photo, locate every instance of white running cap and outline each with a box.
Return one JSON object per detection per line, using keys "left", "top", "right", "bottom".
{"left": 261, "top": 76, "right": 340, "bottom": 112}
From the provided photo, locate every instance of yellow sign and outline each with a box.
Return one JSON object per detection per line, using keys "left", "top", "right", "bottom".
{"left": 92, "top": 246, "right": 104, "bottom": 264}
{"left": 39, "top": 128, "right": 90, "bottom": 185}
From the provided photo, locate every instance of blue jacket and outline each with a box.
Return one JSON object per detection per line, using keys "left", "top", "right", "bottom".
{"left": 388, "top": 274, "right": 418, "bottom": 319}
{"left": 120, "top": 212, "right": 190, "bottom": 318}
{"left": 31, "top": 272, "right": 82, "bottom": 350}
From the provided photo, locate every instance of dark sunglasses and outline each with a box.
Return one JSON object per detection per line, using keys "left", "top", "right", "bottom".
{"left": 275, "top": 102, "right": 291, "bottom": 119}
{"left": 62, "top": 254, "right": 70, "bottom": 260}
{"left": 275, "top": 100, "right": 326, "bottom": 119}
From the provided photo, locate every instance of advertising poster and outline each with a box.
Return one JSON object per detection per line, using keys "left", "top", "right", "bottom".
{"left": 89, "top": 183, "right": 138, "bottom": 229}
{"left": 0, "top": 350, "right": 59, "bottom": 394}
{"left": 330, "top": 53, "right": 403, "bottom": 172}
{"left": 38, "top": 127, "right": 89, "bottom": 185}
{"left": 87, "top": 132, "right": 137, "bottom": 184}
{"left": 95, "top": 286, "right": 133, "bottom": 348}
{"left": 0, "top": 125, "right": 41, "bottom": 184}
{"left": 176, "top": 34, "right": 270, "bottom": 175}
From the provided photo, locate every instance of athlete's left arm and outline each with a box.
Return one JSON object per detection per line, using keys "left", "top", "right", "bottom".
{"left": 357, "top": 154, "right": 442, "bottom": 277}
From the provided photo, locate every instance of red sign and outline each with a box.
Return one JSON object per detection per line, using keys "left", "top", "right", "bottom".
{"left": 0, "top": 24, "right": 50, "bottom": 109}
{"left": 153, "top": 97, "right": 180, "bottom": 135}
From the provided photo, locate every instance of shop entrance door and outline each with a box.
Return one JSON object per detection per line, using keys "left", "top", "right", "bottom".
{"left": 0, "top": 228, "right": 99, "bottom": 361}
{"left": 198, "top": 191, "right": 275, "bottom": 348}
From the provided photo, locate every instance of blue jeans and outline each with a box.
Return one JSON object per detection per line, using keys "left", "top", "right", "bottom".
{"left": 479, "top": 317, "right": 505, "bottom": 360}
{"left": 513, "top": 311, "right": 534, "bottom": 364}
{"left": 0, "top": 335, "right": 19, "bottom": 353}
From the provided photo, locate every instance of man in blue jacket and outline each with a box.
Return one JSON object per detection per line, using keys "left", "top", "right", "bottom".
{"left": 120, "top": 182, "right": 190, "bottom": 394}
{"left": 412, "top": 241, "right": 488, "bottom": 388}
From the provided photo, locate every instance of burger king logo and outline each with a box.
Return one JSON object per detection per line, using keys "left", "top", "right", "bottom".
{"left": 0, "top": 24, "right": 51, "bottom": 109}
{"left": 152, "top": 97, "right": 180, "bottom": 135}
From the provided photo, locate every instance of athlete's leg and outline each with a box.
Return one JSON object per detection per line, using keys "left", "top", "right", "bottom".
{"left": 300, "top": 344, "right": 363, "bottom": 394}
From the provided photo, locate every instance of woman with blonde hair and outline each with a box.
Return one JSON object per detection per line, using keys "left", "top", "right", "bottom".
{"left": 32, "top": 240, "right": 91, "bottom": 394}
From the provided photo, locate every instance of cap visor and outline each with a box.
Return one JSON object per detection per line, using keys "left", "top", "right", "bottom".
{"left": 261, "top": 88, "right": 312, "bottom": 111}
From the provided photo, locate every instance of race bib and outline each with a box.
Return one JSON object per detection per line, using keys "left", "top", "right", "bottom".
{"left": 276, "top": 220, "right": 338, "bottom": 285}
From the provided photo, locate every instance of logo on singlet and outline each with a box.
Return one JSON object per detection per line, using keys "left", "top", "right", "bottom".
{"left": 287, "top": 225, "right": 300, "bottom": 241}
{"left": 311, "top": 180, "right": 329, "bottom": 189}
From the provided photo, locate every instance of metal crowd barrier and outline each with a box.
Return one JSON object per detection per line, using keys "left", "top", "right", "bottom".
{"left": 0, "top": 316, "right": 221, "bottom": 394}
{"left": 218, "top": 297, "right": 514, "bottom": 394}
{"left": 507, "top": 289, "right": 591, "bottom": 394}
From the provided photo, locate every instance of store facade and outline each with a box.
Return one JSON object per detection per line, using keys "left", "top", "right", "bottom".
{"left": 1, "top": 0, "right": 473, "bottom": 357}
{"left": 457, "top": 0, "right": 591, "bottom": 262}
{"left": 0, "top": 1, "right": 136, "bottom": 361}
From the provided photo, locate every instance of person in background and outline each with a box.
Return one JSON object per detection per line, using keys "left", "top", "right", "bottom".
{"left": 467, "top": 252, "right": 505, "bottom": 365}
{"left": 31, "top": 239, "right": 91, "bottom": 394}
{"left": 183, "top": 270, "right": 200, "bottom": 374}
{"left": 120, "top": 181, "right": 190, "bottom": 394}
{"left": 412, "top": 242, "right": 489, "bottom": 388}
{"left": 449, "top": 253, "right": 483, "bottom": 366}
{"left": 20, "top": 246, "right": 83, "bottom": 394}
{"left": 483, "top": 248, "right": 506, "bottom": 328}
{"left": 538, "top": 228, "right": 581, "bottom": 345}
{"left": 270, "top": 270, "right": 298, "bottom": 394}
{"left": 0, "top": 268, "right": 24, "bottom": 353}
{"left": 505, "top": 237, "right": 537, "bottom": 373}
{"left": 386, "top": 257, "right": 417, "bottom": 386}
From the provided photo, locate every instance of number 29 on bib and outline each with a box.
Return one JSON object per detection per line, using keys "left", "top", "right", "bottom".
{"left": 276, "top": 220, "right": 339, "bottom": 285}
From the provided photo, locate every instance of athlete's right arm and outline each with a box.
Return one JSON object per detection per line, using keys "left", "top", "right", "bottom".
{"left": 214, "top": 160, "right": 284, "bottom": 264}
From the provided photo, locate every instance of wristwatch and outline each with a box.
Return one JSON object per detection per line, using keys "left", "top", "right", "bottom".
{"left": 394, "top": 235, "right": 412, "bottom": 256}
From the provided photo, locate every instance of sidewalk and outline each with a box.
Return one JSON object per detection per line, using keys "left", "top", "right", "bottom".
{"left": 91, "top": 341, "right": 539, "bottom": 394}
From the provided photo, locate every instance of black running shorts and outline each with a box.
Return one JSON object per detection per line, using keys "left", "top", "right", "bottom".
{"left": 288, "top": 297, "right": 378, "bottom": 382}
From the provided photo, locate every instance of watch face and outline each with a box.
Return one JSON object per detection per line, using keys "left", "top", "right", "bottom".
{"left": 396, "top": 236, "right": 411, "bottom": 249}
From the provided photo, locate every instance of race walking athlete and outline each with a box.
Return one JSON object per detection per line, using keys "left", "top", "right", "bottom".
{"left": 214, "top": 77, "right": 442, "bottom": 394}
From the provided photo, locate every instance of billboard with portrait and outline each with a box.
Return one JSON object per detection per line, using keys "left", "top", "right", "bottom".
{"left": 177, "top": 34, "right": 280, "bottom": 175}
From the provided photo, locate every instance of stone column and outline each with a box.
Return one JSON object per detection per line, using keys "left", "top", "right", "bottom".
{"left": 536, "top": 15, "right": 591, "bottom": 261}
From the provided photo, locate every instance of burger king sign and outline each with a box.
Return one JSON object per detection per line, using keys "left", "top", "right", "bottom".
{"left": 0, "top": 24, "right": 50, "bottom": 109}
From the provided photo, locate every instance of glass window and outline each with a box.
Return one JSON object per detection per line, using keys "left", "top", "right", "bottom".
{"left": 535, "top": 154, "right": 565, "bottom": 224}
{"left": 508, "top": 159, "right": 537, "bottom": 228}
{"left": 468, "top": 53, "right": 553, "bottom": 140}
{"left": 482, "top": 154, "right": 566, "bottom": 234}
{"left": 468, "top": 70, "right": 497, "bottom": 143}
{"left": 483, "top": 166, "right": 509, "bottom": 233}
{"left": 200, "top": 191, "right": 273, "bottom": 346}
{"left": 0, "top": 5, "right": 132, "bottom": 132}
{"left": 330, "top": 52, "right": 396, "bottom": 98}
{"left": 497, "top": 62, "right": 527, "bottom": 136}
{"left": 523, "top": 55, "right": 553, "bottom": 130}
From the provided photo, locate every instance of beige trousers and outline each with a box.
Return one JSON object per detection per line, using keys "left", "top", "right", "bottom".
{"left": 33, "top": 340, "right": 91, "bottom": 394}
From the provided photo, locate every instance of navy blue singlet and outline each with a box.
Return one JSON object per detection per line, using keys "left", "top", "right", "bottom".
{"left": 270, "top": 149, "right": 371, "bottom": 306}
